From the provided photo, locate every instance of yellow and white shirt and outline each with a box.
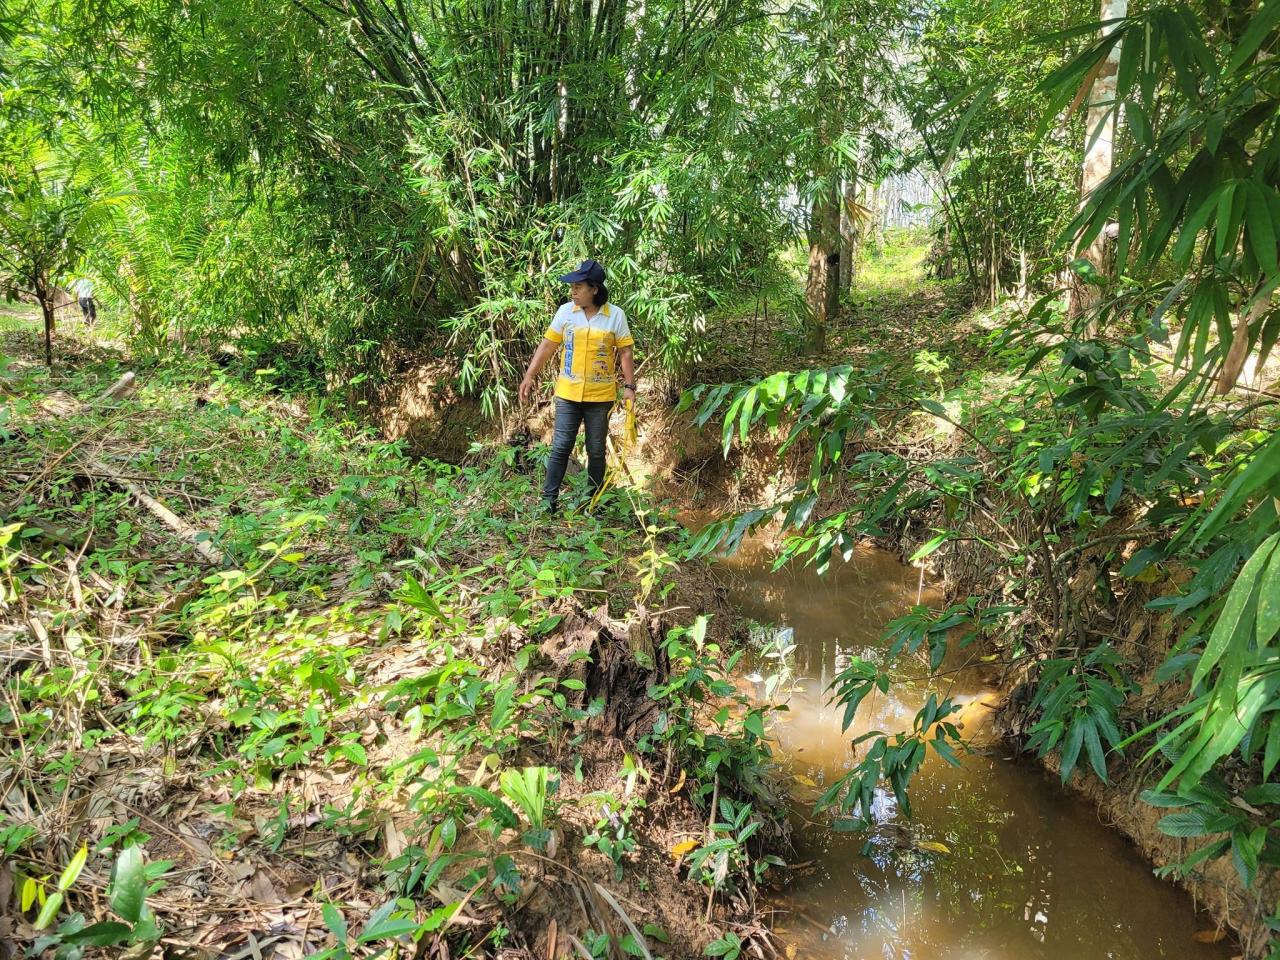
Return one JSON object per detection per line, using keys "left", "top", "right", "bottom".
{"left": 544, "top": 301, "right": 634, "bottom": 402}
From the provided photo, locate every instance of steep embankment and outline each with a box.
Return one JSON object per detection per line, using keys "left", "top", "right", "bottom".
{"left": 651, "top": 244, "right": 1280, "bottom": 957}
{"left": 365, "top": 234, "right": 1275, "bottom": 956}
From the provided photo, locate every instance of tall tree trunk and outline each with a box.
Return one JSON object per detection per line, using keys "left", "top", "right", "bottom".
{"left": 805, "top": 183, "right": 841, "bottom": 354}
{"left": 869, "top": 181, "right": 883, "bottom": 250}
{"left": 1067, "top": 0, "right": 1128, "bottom": 326}
{"left": 39, "top": 298, "right": 54, "bottom": 367}
{"left": 839, "top": 174, "right": 859, "bottom": 296}
{"left": 33, "top": 275, "right": 54, "bottom": 367}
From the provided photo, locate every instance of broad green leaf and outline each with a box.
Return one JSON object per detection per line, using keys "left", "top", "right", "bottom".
{"left": 358, "top": 900, "right": 419, "bottom": 942}
{"left": 1083, "top": 719, "right": 1109, "bottom": 782}
{"left": 62, "top": 921, "right": 133, "bottom": 946}
{"left": 1157, "top": 810, "right": 1217, "bottom": 837}
{"left": 420, "top": 900, "right": 461, "bottom": 932}
{"left": 455, "top": 786, "right": 519, "bottom": 829}
{"left": 1140, "top": 789, "right": 1190, "bottom": 808}
{"left": 918, "top": 397, "right": 948, "bottom": 418}
{"left": 322, "top": 903, "right": 348, "bottom": 944}
{"left": 1060, "top": 720, "right": 1086, "bottom": 783}
{"left": 1256, "top": 544, "right": 1280, "bottom": 648}
{"left": 33, "top": 890, "right": 63, "bottom": 929}
{"left": 399, "top": 575, "right": 443, "bottom": 618}
{"left": 1192, "top": 535, "right": 1278, "bottom": 689}
{"left": 1245, "top": 182, "right": 1279, "bottom": 274}
{"left": 1242, "top": 782, "right": 1280, "bottom": 805}
{"left": 109, "top": 846, "right": 146, "bottom": 924}
{"left": 931, "top": 736, "right": 961, "bottom": 767}
{"left": 57, "top": 846, "right": 88, "bottom": 892}
{"left": 1231, "top": 826, "right": 1263, "bottom": 887}
{"left": 1180, "top": 835, "right": 1232, "bottom": 873}
{"left": 1225, "top": 1, "right": 1280, "bottom": 74}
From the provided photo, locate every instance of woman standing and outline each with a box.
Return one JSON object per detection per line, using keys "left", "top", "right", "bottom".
{"left": 519, "top": 259, "right": 636, "bottom": 514}
{"left": 73, "top": 277, "right": 97, "bottom": 329}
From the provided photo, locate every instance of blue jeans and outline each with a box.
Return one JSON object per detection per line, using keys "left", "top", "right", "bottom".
{"left": 542, "top": 398, "right": 613, "bottom": 509}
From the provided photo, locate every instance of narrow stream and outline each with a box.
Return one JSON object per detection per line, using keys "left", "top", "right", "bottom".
{"left": 710, "top": 538, "right": 1233, "bottom": 960}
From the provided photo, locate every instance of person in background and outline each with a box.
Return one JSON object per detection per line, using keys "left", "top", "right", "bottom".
{"left": 518, "top": 259, "right": 637, "bottom": 515}
{"left": 72, "top": 277, "right": 97, "bottom": 330}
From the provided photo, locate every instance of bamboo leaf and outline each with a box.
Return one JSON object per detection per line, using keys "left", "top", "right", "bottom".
{"left": 57, "top": 846, "right": 88, "bottom": 892}
{"left": 1258, "top": 545, "right": 1280, "bottom": 648}
{"left": 1190, "top": 437, "right": 1280, "bottom": 546}
{"left": 34, "top": 891, "right": 63, "bottom": 930}
{"left": 1060, "top": 719, "right": 1086, "bottom": 783}
{"left": 109, "top": 846, "right": 146, "bottom": 925}
{"left": 1213, "top": 181, "right": 1239, "bottom": 259}
{"left": 1244, "top": 182, "right": 1279, "bottom": 274}
{"left": 1225, "top": 1, "right": 1280, "bottom": 75}
{"left": 1191, "top": 536, "right": 1276, "bottom": 690}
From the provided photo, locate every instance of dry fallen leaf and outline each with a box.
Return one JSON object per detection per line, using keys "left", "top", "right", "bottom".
{"left": 546, "top": 918, "right": 558, "bottom": 960}
{"left": 915, "top": 841, "right": 951, "bottom": 855}
{"left": 383, "top": 818, "right": 405, "bottom": 859}
{"left": 669, "top": 769, "right": 687, "bottom": 794}
{"left": 1192, "top": 929, "right": 1226, "bottom": 944}
{"left": 250, "top": 870, "right": 282, "bottom": 904}
{"left": 670, "top": 839, "right": 700, "bottom": 859}
{"left": 793, "top": 774, "right": 817, "bottom": 788}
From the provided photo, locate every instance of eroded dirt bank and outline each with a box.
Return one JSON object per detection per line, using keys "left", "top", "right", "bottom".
{"left": 894, "top": 500, "right": 1277, "bottom": 956}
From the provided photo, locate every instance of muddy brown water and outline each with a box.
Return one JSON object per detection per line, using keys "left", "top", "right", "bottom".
{"left": 706, "top": 537, "right": 1233, "bottom": 960}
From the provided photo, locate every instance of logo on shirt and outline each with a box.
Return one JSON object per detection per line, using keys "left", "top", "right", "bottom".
{"left": 563, "top": 331, "right": 576, "bottom": 378}
{"left": 589, "top": 333, "right": 613, "bottom": 382}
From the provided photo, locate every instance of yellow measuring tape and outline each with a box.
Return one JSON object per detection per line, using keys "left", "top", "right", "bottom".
{"left": 589, "top": 397, "right": 637, "bottom": 509}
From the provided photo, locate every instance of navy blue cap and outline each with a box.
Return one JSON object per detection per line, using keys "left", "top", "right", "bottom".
{"left": 558, "top": 259, "right": 606, "bottom": 286}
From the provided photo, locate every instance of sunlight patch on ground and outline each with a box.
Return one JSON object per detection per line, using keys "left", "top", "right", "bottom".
{"left": 0, "top": 301, "right": 39, "bottom": 334}
{"left": 853, "top": 227, "right": 933, "bottom": 301}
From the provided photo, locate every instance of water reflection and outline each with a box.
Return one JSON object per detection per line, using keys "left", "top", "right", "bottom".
{"left": 711, "top": 539, "right": 1232, "bottom": 960}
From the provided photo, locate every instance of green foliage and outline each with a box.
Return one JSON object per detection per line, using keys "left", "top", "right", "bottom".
{"left": 582, "top": 791, "right": 643, "bottom": 882}
{"left": 685, "top": 796, "right": 782, "bottom": 894}
{"left": 1145, "top": 782, "right": 1280, "bottom": 890}
{"left": 1025, "top": 644, "right": 1130, "bottom": 784}
{"left": 688, "top": 180, "right": 1278, "bottom": 889}
{"left": 643, "top": 617, "right": 779, "bottom": 807}
{"left": 2, "top": 0, "right": 878, "bottom": 399}
{"left": 900, "top": 0, "right": 1091, "bottom": 300}
{"left": 705, "top": 931, "right": 743, "bottom": 958}
{"left": 0, "top": 342, "right": 782, "bottom": 953}
{"left": 25, "top": 845, "right": 162, "bottom": 959}
{"left": 0, "top": 126, "right": 117, "bottom": 361}
{"left": 692, "top": 302, "right": 1278, "bottom": 872}
{"left": 498, "top": 766, "right": 556, "bottom": 850}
